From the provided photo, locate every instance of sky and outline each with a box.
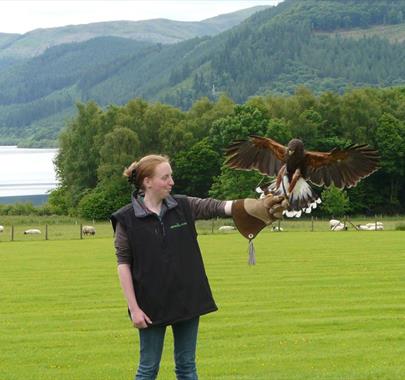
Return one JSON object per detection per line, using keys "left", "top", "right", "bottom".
{"left": 0, "top": 0, "right": 283, "bottom": 34}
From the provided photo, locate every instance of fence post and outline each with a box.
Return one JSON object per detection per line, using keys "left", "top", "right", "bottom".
{"left": 11, "top": 225, "right": 14, "bottom": 241}
{"left": 45, "top": 224, "right": 48, "bottom": 240}
{"left": 80, "top": 223, "right": 83, "bottom": 239}
{"left": 311, "top": 216, "right": 314, "bottom": 232}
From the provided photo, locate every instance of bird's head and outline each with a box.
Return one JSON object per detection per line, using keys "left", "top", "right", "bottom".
{"left": 287, "top": 139, "right": 304, "bottom": 158}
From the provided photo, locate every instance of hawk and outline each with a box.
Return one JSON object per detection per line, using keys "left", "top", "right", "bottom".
{"left": 225, "top": 136, "right": 380, "bottom": 217}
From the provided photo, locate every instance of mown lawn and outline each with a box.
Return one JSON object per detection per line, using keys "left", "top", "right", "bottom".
{"left": 0, "top": 232, "right": 404, "bottom": 379}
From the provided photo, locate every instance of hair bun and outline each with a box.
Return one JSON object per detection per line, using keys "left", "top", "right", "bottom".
{"left": 128, "top": 169, "right": 137, "bottom": 185}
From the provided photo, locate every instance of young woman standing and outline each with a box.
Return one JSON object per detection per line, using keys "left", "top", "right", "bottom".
{"left": 111, "top": 154, "right": 285, "bottom": 380}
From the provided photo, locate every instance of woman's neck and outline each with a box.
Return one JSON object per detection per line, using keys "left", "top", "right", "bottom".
{"left": 143, "top": 193, "right": 163, "bottom": 214}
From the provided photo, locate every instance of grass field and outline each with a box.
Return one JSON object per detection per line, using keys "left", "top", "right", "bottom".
{"left": 0, "top": 232, "right": 404, "bottom": 379}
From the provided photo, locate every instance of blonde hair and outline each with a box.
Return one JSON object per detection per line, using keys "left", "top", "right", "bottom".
{"left": 124, "top": 154, "right": 170, "bottom": 190}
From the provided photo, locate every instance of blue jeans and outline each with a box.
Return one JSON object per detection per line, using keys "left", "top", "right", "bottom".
{"left": 135, "top": 317, "right": 199, "bottom": 380}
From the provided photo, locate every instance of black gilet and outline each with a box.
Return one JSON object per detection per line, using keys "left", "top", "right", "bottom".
{"left": 111, "top": 194, "right": 217, "bottom": 326}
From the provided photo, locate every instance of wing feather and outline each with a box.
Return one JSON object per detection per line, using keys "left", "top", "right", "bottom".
{"left": 305, "top": 144, "right": 380, "bottom": 188}
{"left": 225, "top": 135, "right": 286, "bottom": 176}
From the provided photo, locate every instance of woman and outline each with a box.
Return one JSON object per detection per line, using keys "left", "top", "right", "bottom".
{"left": 111, "top": 154, "right": 285, "bottom": 380}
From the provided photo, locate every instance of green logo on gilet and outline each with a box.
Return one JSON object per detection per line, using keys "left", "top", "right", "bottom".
{"left": 170, "top": 222, "right": 188, "bottom": 229}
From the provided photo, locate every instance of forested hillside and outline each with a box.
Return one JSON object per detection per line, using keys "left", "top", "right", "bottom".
{"left": 2, "top": 0, "right": 405, "bottom": 146}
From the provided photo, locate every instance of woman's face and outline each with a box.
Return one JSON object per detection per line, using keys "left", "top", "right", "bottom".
{"left": 144, "top": 162, "right": 174, "bottom": 199}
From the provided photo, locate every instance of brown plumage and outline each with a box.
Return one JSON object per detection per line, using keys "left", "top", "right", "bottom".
{"left": 225, "top": 136, "right": 380, "bottom": 216}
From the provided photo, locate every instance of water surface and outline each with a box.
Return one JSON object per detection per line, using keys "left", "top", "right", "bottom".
{"left": 0, "top": 146, "right": 58, "bottom": 197}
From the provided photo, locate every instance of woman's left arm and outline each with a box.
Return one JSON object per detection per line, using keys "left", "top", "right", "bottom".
{"left": 187, "top": 197, "right": 233, "bottom": 220}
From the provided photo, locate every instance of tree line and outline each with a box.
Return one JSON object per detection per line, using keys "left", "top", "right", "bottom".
{"left": 46, "top": 86, "right": 405, "bottom": 220}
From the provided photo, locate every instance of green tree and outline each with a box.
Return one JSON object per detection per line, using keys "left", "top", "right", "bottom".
{"left": 321, "top": 186, "right": 350, "bottom": 217}
{"left": 172, "top": 138, "right": 221, "bottom": 198}
{"left": 266, "top": 118, "right": 293, "bottom": 144}
{"left": 159, "top": 121, "right": 194, "bottom": 158}
{"left": 208, "top": 104, "right": 268, "bottom": 153}
{"left": 97, "top": 127, "right": 140, "bottom": 183}
{"left": 54, "top": 101, "right": 102, "bottom": 208}
{"left": 209, "top": 166, "right": 263, "bottom": 200}
{"left": 375, "top": 113, "right": 405, "bottom": 204}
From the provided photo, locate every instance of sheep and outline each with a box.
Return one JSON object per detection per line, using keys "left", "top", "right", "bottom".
{"left": 82, "top": 225, "right": 96, "bottom": 235}
{"left": 0, "top": 225, "right": 4, "bottom": 233}
{"left": 329, "top": 219, "right": 341, "bottom": 228}
{"left": 271, "top": 226, "right": 284, "bottom": 232}
{"left": 24, "top": 229, "right": 41, "bottom": 235}
{"left": 357, "top": 223, "right": 384, "bottom": 231}
{"left": 218, "top": 225, "right": 235, "bottom": 232}
{"left": 332, "top": 223, "right": 347, "bottom": 231}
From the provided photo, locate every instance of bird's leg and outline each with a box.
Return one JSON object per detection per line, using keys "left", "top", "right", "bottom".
{"left": 276, "top": 165, "right": 286, "bottom": 190}
{"left": 288, "top": 168, "right": 302, "bottom": 193}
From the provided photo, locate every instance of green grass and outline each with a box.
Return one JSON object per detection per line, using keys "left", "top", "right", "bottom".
{"left": 0, "top": 232, "right": 404, "bottom": 379}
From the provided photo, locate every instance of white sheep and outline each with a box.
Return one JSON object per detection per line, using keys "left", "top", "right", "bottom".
{"left": 0, "top": 225, "right": 4, "bottom": 233}
{"left": 24, "top": 229, "right": 41, "bottom": 235}
{"left": 82, "top": 225, "right": 96, "bottom": 235}
{"left": 357, "top": 223, "right": 384, "bottom": 231}
{"left": 329, "top": 219, "right": 341, "bottom": 228}
{"left": 333, "top": 223, "right": 347, "bottom": 231}
{"left": 218, "top": 225, "right": 235, "bottom": 231}
{"left": 329, "top": 219, "right": 348, "bottom": 231}
{"left": 271, "top": 226, "right": 284, "bottom": 232}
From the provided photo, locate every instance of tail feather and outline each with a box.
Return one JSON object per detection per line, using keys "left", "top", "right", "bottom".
{"left": 259, "top": 176, "right": 321, "bottom": 218}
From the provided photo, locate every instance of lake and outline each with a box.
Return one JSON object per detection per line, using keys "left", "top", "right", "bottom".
{"left": 0, "top": 146, "right": 58, "bottom": 197}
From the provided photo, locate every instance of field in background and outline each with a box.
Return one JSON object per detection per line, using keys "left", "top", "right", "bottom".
{"left": 0, "top": 215, "right": 404, "bottom": 242}
{"left": 1, "top": 232, "right": 404, "bottom": 379}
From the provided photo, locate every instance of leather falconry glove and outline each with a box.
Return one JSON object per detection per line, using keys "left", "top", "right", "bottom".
{"left": 232, "top": 194, "right": 289, "bottom": 265}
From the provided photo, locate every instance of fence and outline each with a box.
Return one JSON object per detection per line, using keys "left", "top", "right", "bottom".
{"left": 0, "top": 216, "right": 403, "bottom": 242}
{"left": 0, "top": 222, "right": 114, "bottom": 242}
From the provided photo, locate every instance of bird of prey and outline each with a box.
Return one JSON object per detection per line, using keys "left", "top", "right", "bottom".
{"left": 225, "top": 136, "right": 380, "bottom": 217}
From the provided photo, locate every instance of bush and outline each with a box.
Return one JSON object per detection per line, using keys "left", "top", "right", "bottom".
{"left": 395, "top": 223, "right": 405, "bottom": 231}
{"left": 78, "top": 184, "right": 130, "bottom": 220}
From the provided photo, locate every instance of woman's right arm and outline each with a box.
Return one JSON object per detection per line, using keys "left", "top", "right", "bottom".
{"left": 115, "top": 222, "right": 152, "bottom": 328}
{"left": 117, "top": 263, "right": 151, "bottom": 328}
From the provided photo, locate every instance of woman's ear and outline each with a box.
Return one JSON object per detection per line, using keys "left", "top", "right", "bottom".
{"left": 143, "top": 176, "right": 152, "bottom": 189}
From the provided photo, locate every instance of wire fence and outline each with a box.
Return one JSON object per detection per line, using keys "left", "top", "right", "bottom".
{"left": 0, "top": 216, "right": 404, "bottom": 243}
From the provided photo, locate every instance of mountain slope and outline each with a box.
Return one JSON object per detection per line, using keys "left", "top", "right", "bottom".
{"left": 0, "top": 6, "right": 269, "bottom": 63}
{"left": 3, "top": 0, "right": 405, "bottom": 146}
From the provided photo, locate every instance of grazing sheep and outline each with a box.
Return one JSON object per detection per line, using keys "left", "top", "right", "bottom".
{"left": 82, "top": 225, "right": 96, "bottom": 235}
{"left": 332, "top": 223, "right": 347, "bottom": 231}
{"left": 24, "top": 229, "right": 41, "bottom": 235}
{"left": 329, "top": 219, "right": 341, "bottom": 228}
{"left": 271, "top": 226, "right": 284, "bottom": 232}
{"left": 357, "top": 222, "right": 384, "bottom": 231}
{"left": 218, "top": 225, "right": 235, "bottom": 232}
{"left": 0, "top": 225, "right": 4, "bottom": 233}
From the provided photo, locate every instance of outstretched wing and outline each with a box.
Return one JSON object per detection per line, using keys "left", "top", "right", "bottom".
{"left": 305, "top": 144, "right": 380, "bottom": 188}
{"left": 225, "top": 135, "right": 286, "bottom": 176}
